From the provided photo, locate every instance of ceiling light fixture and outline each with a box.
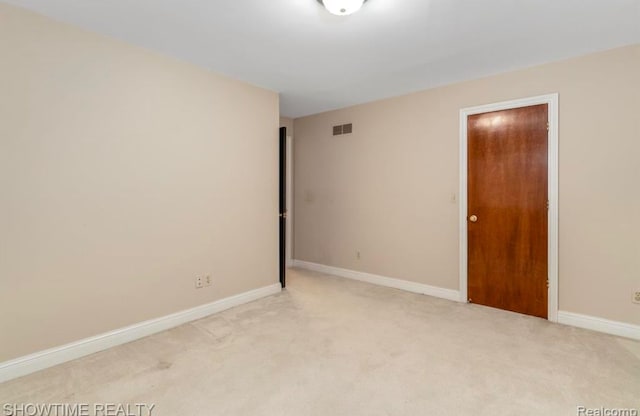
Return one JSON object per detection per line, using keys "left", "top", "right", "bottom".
{"left": 318, "top": 0, "right": 368, "bottom": 16}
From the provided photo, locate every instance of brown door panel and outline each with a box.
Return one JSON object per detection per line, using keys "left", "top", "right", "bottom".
{"left": 467, "top": 104, "right": 548, "bottom": 319}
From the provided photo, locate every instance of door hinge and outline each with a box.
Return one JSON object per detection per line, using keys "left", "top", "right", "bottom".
{"left": 546, "top": 200, "right": 550, "bottom": 210}
{"left": 547, "top": 279, "right": 550, "bottom": 289}
{"left": 546, "top": 122, "right": 550, "bottom": 131}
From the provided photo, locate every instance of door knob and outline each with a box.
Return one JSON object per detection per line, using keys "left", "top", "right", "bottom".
{"left": 469, "top": 215, "right": 478, "bottom": 223}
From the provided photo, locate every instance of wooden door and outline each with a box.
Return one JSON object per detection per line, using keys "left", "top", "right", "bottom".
{"left": 279, "top": 127, "right": 287, "bottom": 288}
{"left": 467, "top": 104, "right": 548, "bottom": 318}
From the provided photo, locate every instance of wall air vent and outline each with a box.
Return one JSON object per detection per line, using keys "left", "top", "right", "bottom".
{"left": 333, "top": 123, "right": 353, "bottom": 136}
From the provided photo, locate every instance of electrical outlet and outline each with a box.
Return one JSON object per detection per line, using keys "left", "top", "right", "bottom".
{"left": 204, "top": 275, "right": 212, "bottom": 287}
{"left": 633, "top": 291, "right": 640, "bottom": 304}
{"left": 195, "top": 276, "right": 204, "bottom": 289}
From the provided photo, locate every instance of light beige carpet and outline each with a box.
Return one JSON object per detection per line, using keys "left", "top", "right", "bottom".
{"left": 1, "top": 268, "right": 639, "bottom": 415}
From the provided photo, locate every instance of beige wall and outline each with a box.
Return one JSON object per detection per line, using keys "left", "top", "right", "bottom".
{"left": 0, "top": 4, "right": 279, "bottom": 362}
{"left": 280, "top": 117, "right": 294, "bottom": 137}
{"left": 294, "top": 45, "right": 640, "bottom": 325}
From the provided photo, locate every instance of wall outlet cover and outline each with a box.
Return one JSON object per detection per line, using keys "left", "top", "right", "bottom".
{"left": 195, "top": 277, "right": 204, "bottom": 289}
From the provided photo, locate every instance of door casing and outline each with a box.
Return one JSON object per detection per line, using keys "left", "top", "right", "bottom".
{"left": 459, "top": 94, "right": 559, "bottom": 322}
{"left": 285, "top": 135, "right": 293, "bottom": 268}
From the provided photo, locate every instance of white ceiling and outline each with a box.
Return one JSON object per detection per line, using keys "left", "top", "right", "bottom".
{"left": 6, "top": 0, "right": 640, "bottom": 117}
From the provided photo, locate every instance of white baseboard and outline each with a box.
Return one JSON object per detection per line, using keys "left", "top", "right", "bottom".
{"left": 293, "top": 260, "right": 640, "bottom": 341}
{"left": 292, "top": 259, "right": 460, "bottom": 302}
{"left": 557, "top": 311, "right": 640, "bottom": 340}
{"left": 0, "top": 283, "right": 281, "bottom": 384}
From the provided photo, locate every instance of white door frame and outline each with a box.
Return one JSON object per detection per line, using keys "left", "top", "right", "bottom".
{"left": 459, "top": 93, "right": 559, "bottom": 322}
{"left": 285, "top": 135, "right": 294, "bottom": 268}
